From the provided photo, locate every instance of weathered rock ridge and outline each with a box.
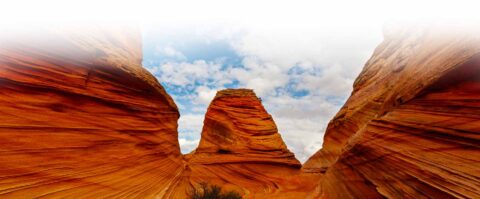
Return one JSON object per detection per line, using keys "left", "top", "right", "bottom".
{"left": 303, "top": 23, "right": 480, "bottom": 198}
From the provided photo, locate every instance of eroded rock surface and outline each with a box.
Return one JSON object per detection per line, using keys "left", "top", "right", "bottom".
{"left": 189, "top": 89, "right": 300, "bottom": 166}
{"left": 0, "top": 26, "right": 184, "bottom": 198}
{"left": 180, "top": 89, "right": 305, "bottom": 198}
{"left": 303, "top": 23, "right": 480, "bottom": 198}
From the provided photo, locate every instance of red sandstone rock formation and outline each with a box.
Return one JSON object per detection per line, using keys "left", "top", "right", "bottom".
{"left": 2, "top": 22, "right": 479, "bottom": 199}
{"left": 303, "top": 23, "right": 480, "bottom": 198}
{"left": 0, "top": 26, "right": 184, "bottom": 198}
{"left": 189, "top": 88, "right": 300, "bottom": 166}
{"left": 181, "top": 89, "right": 305, "bottom": 198}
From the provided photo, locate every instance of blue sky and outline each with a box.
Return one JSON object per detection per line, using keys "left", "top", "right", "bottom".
{"left": 142, "top": 23, "right": 382, "bottom": 162}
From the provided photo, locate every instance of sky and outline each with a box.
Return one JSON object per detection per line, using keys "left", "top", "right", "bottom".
{"left": 1, "top": 0, "right": 477, "bottom": 162}
{"left": 142, "top": 23, "right": 383, "bottom": 162}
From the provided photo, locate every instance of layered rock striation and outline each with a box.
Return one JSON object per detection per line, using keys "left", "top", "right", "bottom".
{"left": 0, "top": 26, "right": 184, "bottom": 198}
{"left": 303, "top": 23, "right": 480, "bottom": 198}
{"left": 189, "top": 88, "right": 300, "bottom": 166}
{"left": 180, "top": 89, "right": 304, "bottom": 198}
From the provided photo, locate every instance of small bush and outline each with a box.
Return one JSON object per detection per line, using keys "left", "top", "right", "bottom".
{"left": 189, "top": 182, "right": 242, "bottom": 199}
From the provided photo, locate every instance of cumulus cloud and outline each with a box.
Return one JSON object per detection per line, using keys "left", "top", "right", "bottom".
{"left": 196, "top": 86, "right": 218, "bottom": 105}
{"left": 178, "top": 138, "right": 200, "bottom": 154}
{"left": 155, "top": 46, "right": 186, "bottom": 60}
{"left": 274, "top": 117, "right": 325, "bottom": 162}
{"left": 178, "top": 114, "right": 205, "bottom": 134}
{"left": 143, "top": 21, "right": 382, "bottom": 162}
{"left": 148, "top": 60, "right": 227, "bottom": 87}
{"left": 229, "top": 59, "right": 289, "bottom": 96}
{"left": 263, "top": 95, "right": 340, "bottom": 162}
{"left": 177, "top": 114, "right": 204, "bottom": 153}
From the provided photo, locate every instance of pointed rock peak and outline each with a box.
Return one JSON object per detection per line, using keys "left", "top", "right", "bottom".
{"left": 189, "top": 88, "right": 300, "bottom": 167}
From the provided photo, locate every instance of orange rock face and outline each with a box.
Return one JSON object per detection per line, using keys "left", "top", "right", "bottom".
{"left": 189, "top": 89, "right": 300, "bottom": 166}
{"left": 303, "top": 24, "right": 480, "bottom": 198}
{"left": 180, "top": 89, "right": 305, "bottom": 198}
{"left": 0, "top": 26, "right": 184, "bottom": 198}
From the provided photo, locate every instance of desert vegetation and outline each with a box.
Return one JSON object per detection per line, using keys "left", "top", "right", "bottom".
{"left": 189, "top": 183, "right": 242, "bottom": 199}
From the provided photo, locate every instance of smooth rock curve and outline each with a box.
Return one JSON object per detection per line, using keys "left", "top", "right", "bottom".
{"left": 0, "top": 25, "right": 184, "bottom": 198}
{"left": 303, "top": 23, "right": 480, "bottom": 198}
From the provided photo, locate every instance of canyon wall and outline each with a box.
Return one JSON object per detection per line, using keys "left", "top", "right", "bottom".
{"left": 303, "top": 23, "right": 480, "bottom": 198}
{"left": 0, "top": 26, "right": 185, "bottom": 198}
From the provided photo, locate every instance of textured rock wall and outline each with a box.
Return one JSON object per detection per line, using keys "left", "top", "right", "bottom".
{"left": 182, "top": 89, "right": 306, "bottom": 198}
{"left": 189, "top": 88, "right": 300, "bottom": 166}
{"left": 303, "top": 23, "right": 480, "bottom": 198}
{"left": 0, "top": 26, "right": 184, "bottom": 198}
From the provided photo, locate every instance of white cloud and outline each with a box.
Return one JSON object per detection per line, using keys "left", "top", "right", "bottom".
{"left": 274, "top": 117, "right": 325, "bottom": 162}
{"left": 294, "top": 66, "right": 356, "bottom": 97}
{"left": 149, "top": 60, "right": 226, "bottom": 86}
{"left": 155, "top": 46, "right": 186, "bottom": 60}
{"left": 262, "top": 94, "right": 342, "bottom": 162}
{"left": 196, "top": 86, "right": 218, "bottom": 105}
{"left": 229, "top": 62, "right": 289, "bottom": 96}
{"left": 178, "top": 114, "right": 205, "bottom": 133}
{"left": 177, "top": 114, "right": 204, "bottom": 153}
{"left": 178, "top": 138, "right": 201, "bottom": 154}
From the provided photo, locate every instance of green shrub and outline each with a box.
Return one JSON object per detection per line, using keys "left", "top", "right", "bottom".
{"left": 189, "top": 183, "right": 242, "bottom": 199}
